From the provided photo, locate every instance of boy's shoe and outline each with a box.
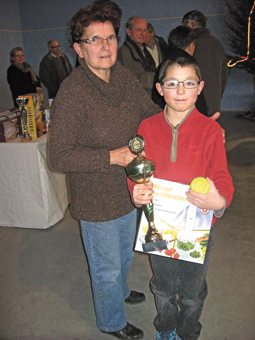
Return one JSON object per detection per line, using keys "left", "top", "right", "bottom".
{"left": 156, "top": 329, "right": 176, "bottom": 340}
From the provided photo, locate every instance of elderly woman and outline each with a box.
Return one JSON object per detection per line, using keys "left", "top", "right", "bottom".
{"left": 49, "top": 1, "right": 159, "bottom": 339}
{"left": 7, "top": 47, "right": 42, "bottom": 107}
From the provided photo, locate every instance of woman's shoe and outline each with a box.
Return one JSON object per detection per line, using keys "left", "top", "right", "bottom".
{"left": 104, "top": 322, "right": 144, "bottom": 339}
{"left": 125, "top": 290, "right": 145, "bottom": 304}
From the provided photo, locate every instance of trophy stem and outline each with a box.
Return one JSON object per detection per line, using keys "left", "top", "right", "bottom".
{"left": 143, "top": 203, "right": 163, "bottom": 243}
{"left": 141, "top": 192, "right": 167, "bottom": 252}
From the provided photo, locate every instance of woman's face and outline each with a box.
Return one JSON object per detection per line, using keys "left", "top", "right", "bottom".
{"left": 74, "top": 21, "right": 118, "bottom": 81}
{"left": 12, "top": 51, "right": 24, "bottom": 66}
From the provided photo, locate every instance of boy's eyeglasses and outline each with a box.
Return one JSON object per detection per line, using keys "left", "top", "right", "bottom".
{"left": 161, "top": 79, "right": 200, "bottom": 89}
{"left": 79, "top": 35, "right": 120, "bottom": 46}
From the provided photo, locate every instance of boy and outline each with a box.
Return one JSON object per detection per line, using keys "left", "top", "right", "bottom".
{"left": 128, "top": 56, "right": 234, "bottom": 340}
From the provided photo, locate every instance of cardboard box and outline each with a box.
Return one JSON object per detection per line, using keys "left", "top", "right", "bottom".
{"left": 18, "top": 93, "right": 45, "bottom": 139}
{"left": 0, "top": 109, "right": 21, "bottom": 142}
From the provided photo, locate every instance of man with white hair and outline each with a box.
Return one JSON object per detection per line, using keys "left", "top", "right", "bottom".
{"left": 118, "top": 16, "right": 156, "bottom": 99}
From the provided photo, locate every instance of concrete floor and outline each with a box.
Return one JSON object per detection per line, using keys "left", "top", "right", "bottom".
{"left": 0, "top": 111, "right": 255, "bottom": 340}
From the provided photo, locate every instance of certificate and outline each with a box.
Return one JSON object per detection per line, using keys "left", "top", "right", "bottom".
{"left": 135, "top": 178, "right": 213, "bottom": 264}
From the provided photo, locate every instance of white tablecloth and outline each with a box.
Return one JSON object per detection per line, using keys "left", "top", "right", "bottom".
{"left": 0, "top": 134, "right": 69, "bottom": 228}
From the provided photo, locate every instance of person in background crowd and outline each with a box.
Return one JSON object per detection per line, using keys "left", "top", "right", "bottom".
{"left": 167, "top": 25, "right": 196, "bottom": 58}
{"left": 7, "top": 47, "right": 42, "bottom": 107}
{"left": 117, "top": 16, "right": 156, "bottom": 99}
{"left": 144, "top": 23, "right": 167, "bottom": 68}
{"left": 49, "top": 1, "right": 160, "bottom": 339}
{"left": 182, "top": 10, "right": 228, "bottom": 116}
{"left": 39, "top": 39, "right": 72, "bottom": 99}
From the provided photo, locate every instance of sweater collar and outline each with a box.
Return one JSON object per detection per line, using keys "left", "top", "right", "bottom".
{"left": 164, "top": 105, "right": 195, "bottom": 129}
{"left": 77, "top": 57, "right": 123, "bottom": 107}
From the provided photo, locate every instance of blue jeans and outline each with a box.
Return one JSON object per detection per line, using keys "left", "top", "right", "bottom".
{"left": 150, "top": 226, "right": 215, "bottom": 340}
{"left": 80, "top": 209, "right": 136, "bottom": 332}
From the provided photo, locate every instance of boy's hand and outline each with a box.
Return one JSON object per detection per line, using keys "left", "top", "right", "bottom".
{"left": 133, "top": 182, "right": 154, "bottom": 205}
{"left": 186, "top": 177, "right": 225, "bottom": 211}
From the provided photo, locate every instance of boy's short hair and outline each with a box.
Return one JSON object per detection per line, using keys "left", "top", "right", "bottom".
{"left": 158, "top": 56, "right": 202, "bottom": 83}
{"left": 168, "top": 25, "right": 196, "bottom": 50}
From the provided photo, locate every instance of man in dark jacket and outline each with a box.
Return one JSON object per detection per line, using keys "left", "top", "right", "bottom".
{"left": 183, "top": 10, "right": 228, "bottom": 116}
{"left": 39, "top": 40, "right": 73, "bottom": 99}
{"left": 117, "top": 16, "right": 156, "bottom": 99}
{"left": 145, "top": 23, "right": 167, "bottom": 68}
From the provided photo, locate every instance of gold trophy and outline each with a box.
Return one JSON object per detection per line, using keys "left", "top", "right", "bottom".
{"left": 16, "top": 97, "right": 32, "bottom": 142}
{"left": 126, "top": 135, "right": 167, "bottom": 252}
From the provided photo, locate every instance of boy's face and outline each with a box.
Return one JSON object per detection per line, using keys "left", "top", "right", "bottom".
{"left": 156, "top": 64, "right": 204, "bottom": 117}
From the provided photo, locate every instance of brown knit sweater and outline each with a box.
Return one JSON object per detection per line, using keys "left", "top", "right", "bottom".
{"left": 49, "top": 58, "right": 160, "bottom": 222}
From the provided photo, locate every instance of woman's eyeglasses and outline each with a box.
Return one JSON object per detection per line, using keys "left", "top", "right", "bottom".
{"left": 79, "top": 35, "right": 120, "bottom": 46}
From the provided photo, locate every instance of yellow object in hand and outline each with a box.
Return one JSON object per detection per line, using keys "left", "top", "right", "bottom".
{"left": 190, "top": 177, "right": 210, "bottom": 194}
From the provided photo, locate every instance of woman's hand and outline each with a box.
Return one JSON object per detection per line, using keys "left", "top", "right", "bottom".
{"left": 110, "top": 146, "right": 145, "bottom": 167}
{"left": 36, "top": 87, "right": 42, "bottom": 93}
{"left": 210, "top": 112, "right": 225, "bottom": 143}
{"left": 133, "top": 182, "right": 154, "bottom": 206}
{"left": 186, "top": 177, "right": 225, "bottom": 211}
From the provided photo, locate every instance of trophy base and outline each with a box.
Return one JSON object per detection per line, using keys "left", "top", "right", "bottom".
{"left": 21, "top": 136, "right": 32, "bottom": 142}
{"left": 142, "top": 239, "right": 167, "bottom": 253}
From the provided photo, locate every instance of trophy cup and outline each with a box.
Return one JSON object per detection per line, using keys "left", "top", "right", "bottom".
{"left": 126, "top": 135, "right": 167, "bottom": 252}
{"left": 16, "top": 97, "right": 32, "bottom": 142}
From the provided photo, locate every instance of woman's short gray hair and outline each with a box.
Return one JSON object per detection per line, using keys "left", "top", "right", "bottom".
{"left": 10, "top": 47, "right": 23, "bottom": 63}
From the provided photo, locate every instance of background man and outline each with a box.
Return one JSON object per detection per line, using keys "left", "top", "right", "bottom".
{"left": 144, "top": 22, "right": 167, "bottom": 68}
{"left": 39, "top": 39, "right": 73, "bottom": 99}
{"left": 182, "top": 10, "right": 228, "bottom": 116}
{"left": 117, "top": 16, "right": 156, "bottom": 99}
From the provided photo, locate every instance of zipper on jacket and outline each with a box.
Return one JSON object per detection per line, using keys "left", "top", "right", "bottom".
{"left": 164, "top": 105, "right": 194, "bottom": 163}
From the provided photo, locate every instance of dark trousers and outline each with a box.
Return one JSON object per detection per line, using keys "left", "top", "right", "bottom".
{"left": 150, "top": 226, "right": 215, "bottom": 340}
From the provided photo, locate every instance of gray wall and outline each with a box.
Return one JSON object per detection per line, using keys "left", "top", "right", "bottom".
{"left": 0, "top": 0, "right": 23, "bottom": 110}
{"left": 0, "top": 0, "right": 254, "bottom": 112}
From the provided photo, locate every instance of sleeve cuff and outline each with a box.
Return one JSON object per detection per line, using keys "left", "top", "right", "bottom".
{"left": 214, "top": 196, "right": 226, "bottom": 218}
